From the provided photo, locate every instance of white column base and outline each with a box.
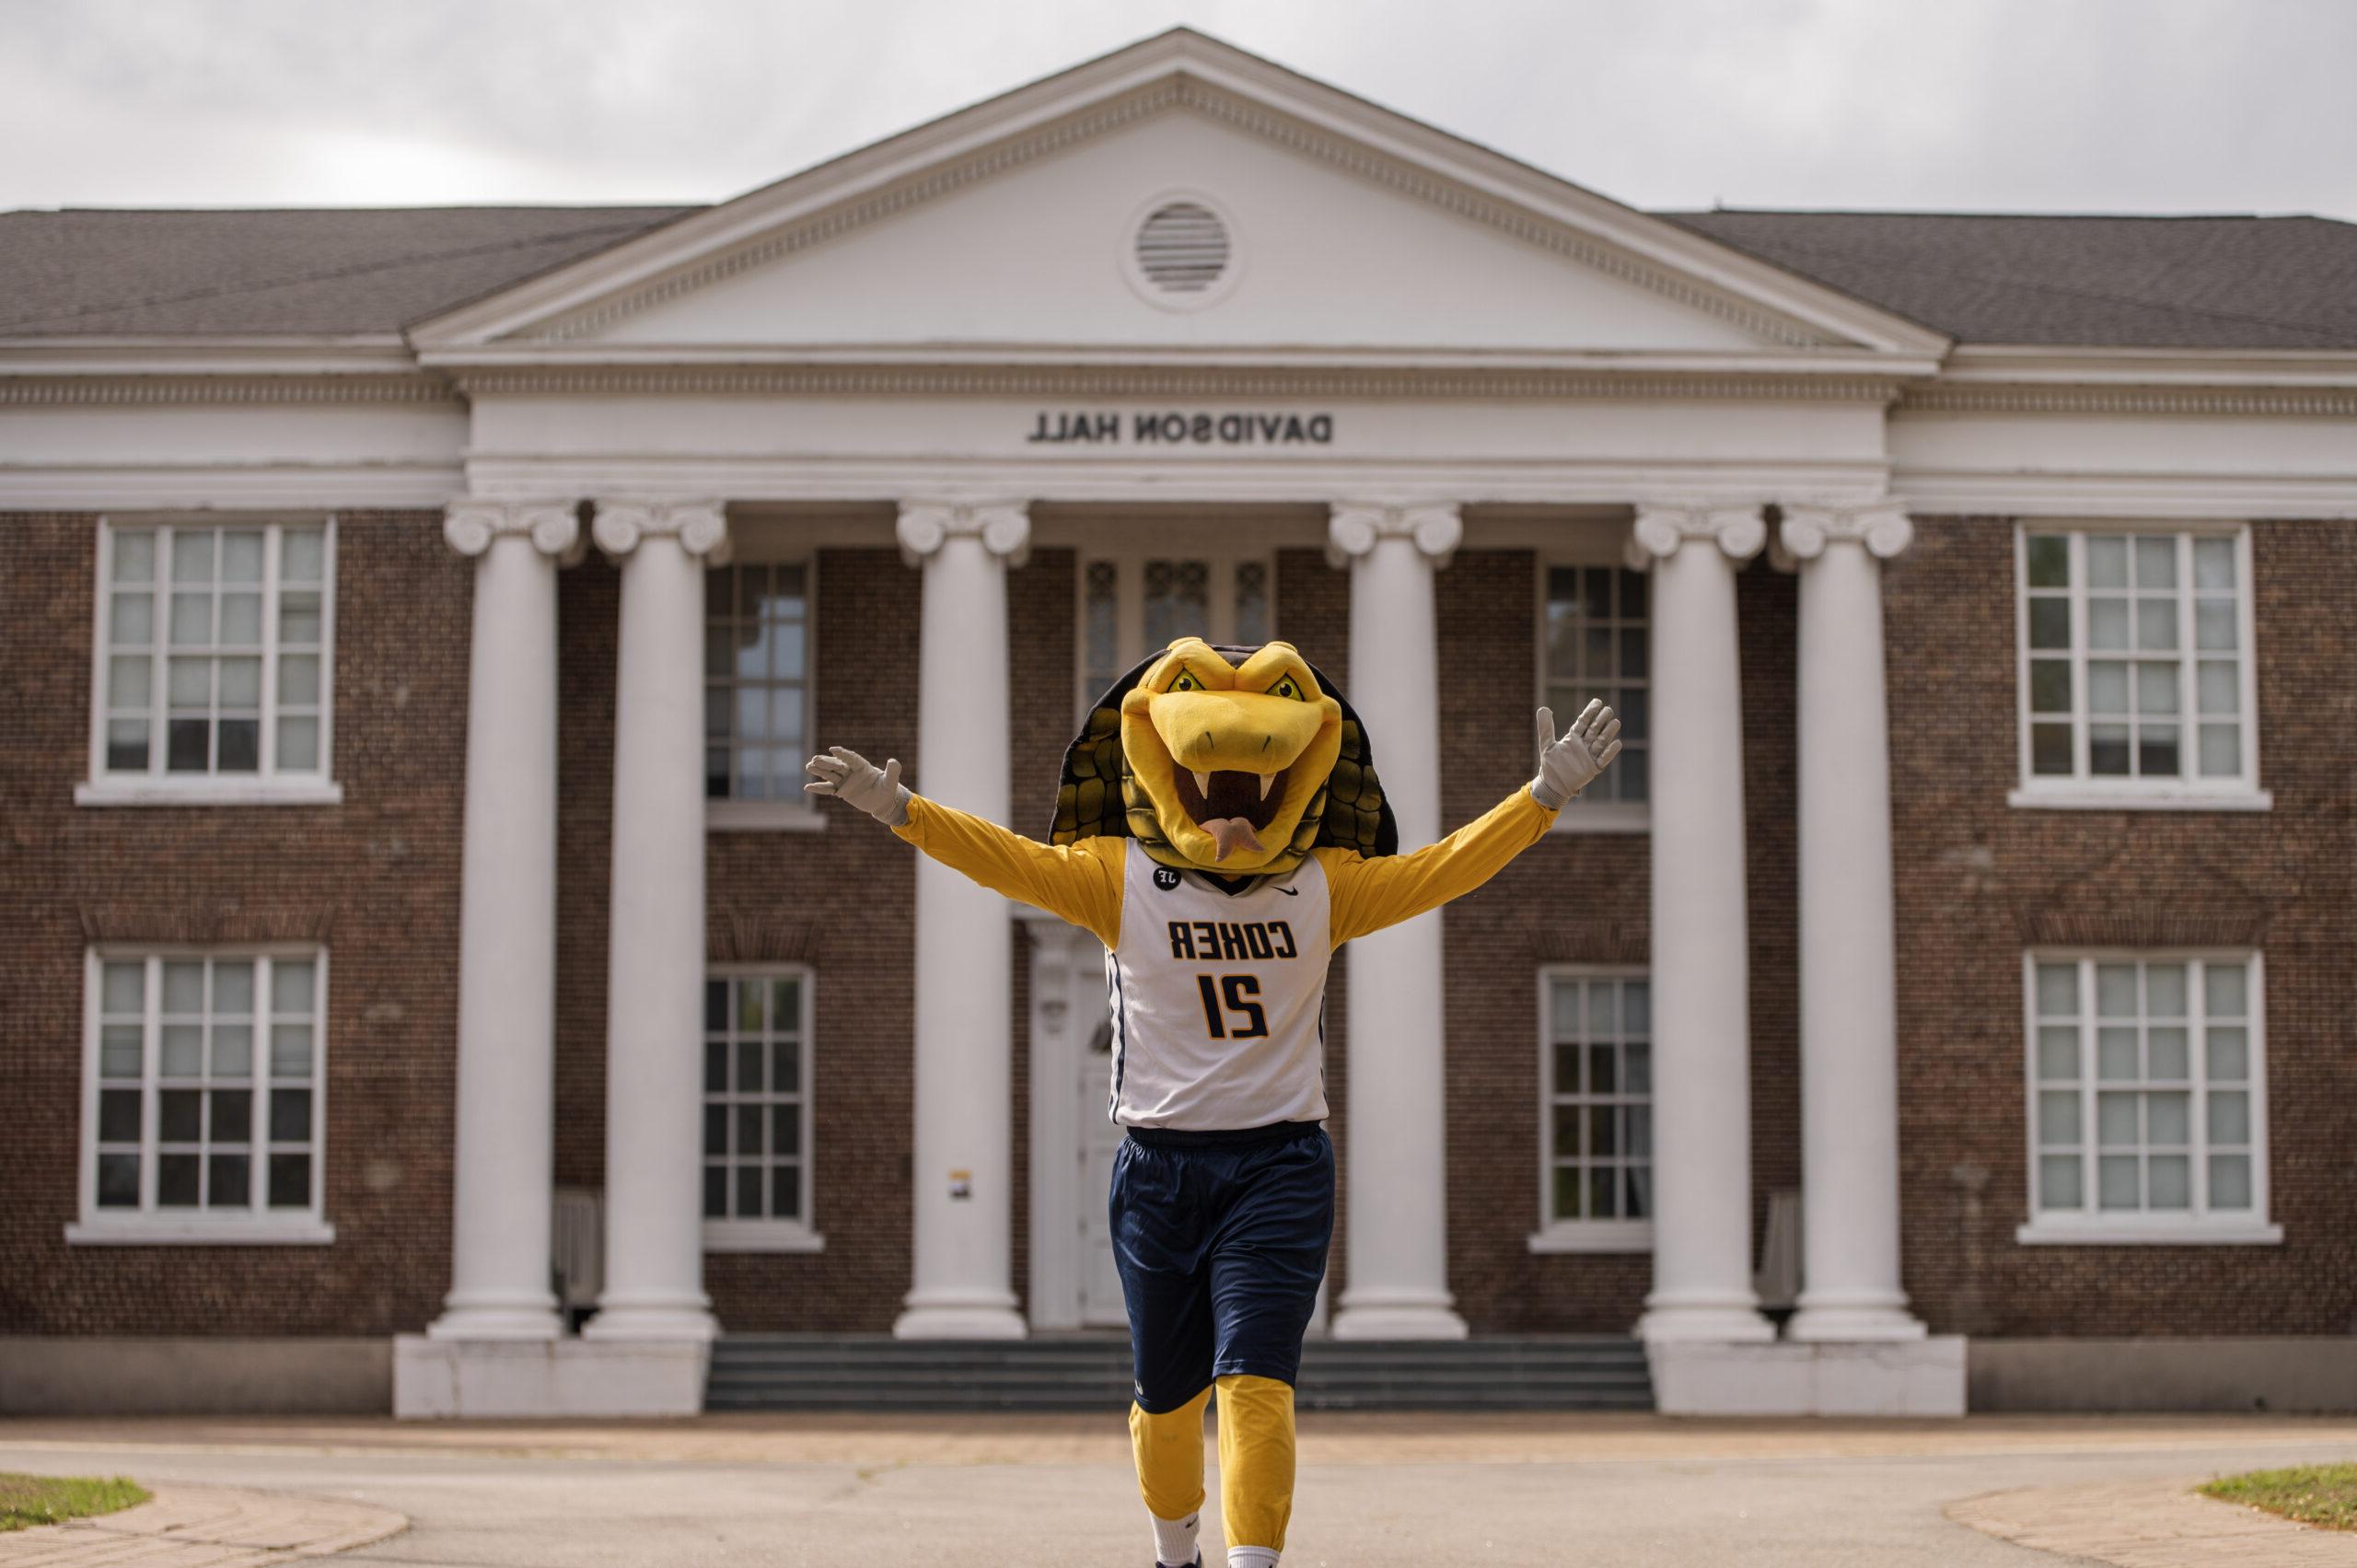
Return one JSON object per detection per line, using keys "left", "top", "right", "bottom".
{"left": 1635, "top": 1293, "right": 1777, "bottom": 1344}
{"left": 1787, "top": 1292, "right": 1929, "bottom": 1342}
{"left": 581, "top": 1294, "right": 718, "bottom": 1343}
{"left": 393, "top": 1334, "right": 708, "bottom": 1418}
{"left": 893, "top": 1290, "right": 1028, "bottom": 1341}
{"left": 1329, "top": 1290, "right": 1468, "bottom": 1342}
{"left": 1645, "top": 1335, "right": 1966, "bottom": 1416}
{"left": 424, "top": 1291, "right": 563, "bottom": 1342}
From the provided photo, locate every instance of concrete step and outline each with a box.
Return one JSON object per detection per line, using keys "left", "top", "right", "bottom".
{"left": 706, "top": 1388, "right": 1653, "bottom": 1411}
{"left": 704, "top": 1334, "right": 1655, "bottom": 1412}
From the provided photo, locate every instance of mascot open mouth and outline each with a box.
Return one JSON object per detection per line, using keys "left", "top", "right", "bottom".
{"left": 1171, "top": 764, "right": 1292, "bottom": 861}
{"left": 1051, "top": 636, "right": 1396, "bottom": 879}
{"left": 1111, "top": 638, "right": 1346, "bottom": 874}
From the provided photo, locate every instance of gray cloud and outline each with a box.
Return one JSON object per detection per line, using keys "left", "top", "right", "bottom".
{"left": 2, "top": 0, "right": 2350, "bottom": 219}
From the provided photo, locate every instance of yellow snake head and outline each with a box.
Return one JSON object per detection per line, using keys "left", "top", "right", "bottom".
{"left": 1119, "top": 638, "right": 1343, "bottom": 874}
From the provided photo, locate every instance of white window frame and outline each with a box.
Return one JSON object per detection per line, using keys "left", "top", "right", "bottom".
{"left": 702, "top": 962, "right": 824, "bottom": 1253}
{"left": 705, "top": 554, "right": 824, "bottom": 833}
{"left": 1536, "top": 555, "right": 1650, "bottom": 834}
{"left": 78, "top": 516, "right": 343, "bottom": 807}
{"left": 69, "top": 946, "right": 334, "bottom": 1245}
{"left": 2016, "top": 948, "right": 2280, "bottom": 1246}
{"left": 2010, "top": 522, "right": 2269, "bottom": 812}
{"left": 1528, "top": 966, "right": 1654, "bottom": 1254}
{"left": 1074, "top": 550, "right": 1275, "bottom": 720}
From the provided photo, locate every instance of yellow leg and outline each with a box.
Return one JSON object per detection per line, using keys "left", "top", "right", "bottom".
{"left": 1214, "top": 1373, "right": 1296, "bottom": 1556}
{"left": 1130, "top": 1385, "right": 1213, "bottom": 1535}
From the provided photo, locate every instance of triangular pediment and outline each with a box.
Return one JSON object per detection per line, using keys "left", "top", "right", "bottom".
{"left": 411, "top": 31, "right": 1947, "bottom": 366}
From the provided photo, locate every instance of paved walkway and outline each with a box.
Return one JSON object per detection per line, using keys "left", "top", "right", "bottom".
{"left": 0, "top": 1484, "right": 404, "bottom": 1567}
{"left": 0, "top": 1414, "right": 2351, "bottom": 1566}
{"left": 1955, "top": 1473, "right": 2357, "bottom": 1567}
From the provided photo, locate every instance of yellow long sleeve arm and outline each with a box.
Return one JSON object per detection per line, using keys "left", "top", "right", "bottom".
{"left": 1315, "top": 785, "right": 1558, "bottom": 947}
{"left": 890, "top": 795, "right": 1125, "bottom": 948}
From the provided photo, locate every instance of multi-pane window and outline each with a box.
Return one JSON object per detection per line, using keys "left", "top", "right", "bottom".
{"left": 704, "top": 562, "right": 810, "bottom": 802}
{"left": 84, "top": 951, "right": 325, "bottom": 1225}
{"left": 1543, "top": 565, "right": 1649, "bottom": 804}
{"left": 702, "top": 970, "right": 811, "bottom": 1227}
{"left": 97, "top": 520, "right": 332, "bottom": 780}
{"left": 2018, "top": 528, "right": 2255, "bottom": 789}
{"left": 1542, "top": 971, "right": 1652, "bottom": 1227}
{"left": 1080, "top": 555, "right": 1271, "bottom": 708}
{"left": 2026, "top": 953, "right": 2268, "bottom": 1231}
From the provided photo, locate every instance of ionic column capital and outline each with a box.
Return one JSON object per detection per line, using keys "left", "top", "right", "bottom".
{"left": 590, "top": 499, "right": 730, "bottom": 562}
{"left": 444, "top": 498, "right": 580, "bottom": 560}
{"left": 895, "top": 502, "right": 1031, "bottom": 568}
{"left": 1326, "top": 502, "right": 1461, "bottom": 569}
{"left": 1780, "top": 502, "right": 1914, "bottom": 562}
{"left": 1631, "top": 503, "right": 1767, "bottom": 563}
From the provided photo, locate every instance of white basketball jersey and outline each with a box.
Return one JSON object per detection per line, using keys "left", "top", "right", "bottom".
{"left": 1105, "top": 841, "right": 1333, "bottom": 1130}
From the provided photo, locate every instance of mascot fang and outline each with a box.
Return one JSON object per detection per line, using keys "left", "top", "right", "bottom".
{"left": 808, "top": 636, "right": 1620, "bottom": 1568}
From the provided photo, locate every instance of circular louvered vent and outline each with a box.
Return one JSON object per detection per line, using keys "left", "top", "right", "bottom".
{"left": 1132, "top": 200, "right": 1231, "bottom": 297}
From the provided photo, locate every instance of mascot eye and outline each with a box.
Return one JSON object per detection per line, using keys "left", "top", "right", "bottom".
{"left": 1169, "top": 670, "right": 1203, "bottom": 692}
{"left": 1269, "top": 675, "right": 1306, "bottom": 701}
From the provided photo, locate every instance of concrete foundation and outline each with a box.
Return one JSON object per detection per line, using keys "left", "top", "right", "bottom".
{"left": 0, "top": 1336, "right": 391, "bottom": 1415}
{"left": 1969, "top": 1336, "right": 2357, "bottom": 1413}
{"left": 392, "top": 1334, "right": 710, "bottom": 1418}
{"left": 1647, "top": 1336, "right": 1968, "bottom": 1415}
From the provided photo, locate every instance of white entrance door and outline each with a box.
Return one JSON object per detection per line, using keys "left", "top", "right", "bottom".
{"left": 1076, "top": 1015, "right": 1130, "bottom": 1327}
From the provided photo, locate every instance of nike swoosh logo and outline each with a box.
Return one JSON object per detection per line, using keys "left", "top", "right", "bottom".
{"left": 1275, "top": 886, "right": 1298, "bottom": 896}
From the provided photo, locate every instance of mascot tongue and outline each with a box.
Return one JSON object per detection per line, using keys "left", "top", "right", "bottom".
{"left": 1202, "top": 817, "right": 1265, "bottom": 862}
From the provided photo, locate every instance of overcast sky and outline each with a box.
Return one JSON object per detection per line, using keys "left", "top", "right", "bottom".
{"left": 5, "top": 0, "right": 2351, "bottom": 220}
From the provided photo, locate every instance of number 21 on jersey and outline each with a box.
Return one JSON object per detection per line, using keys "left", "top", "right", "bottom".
{"left": 1194, "top": 974, "right": 1269, "bottom": 1040}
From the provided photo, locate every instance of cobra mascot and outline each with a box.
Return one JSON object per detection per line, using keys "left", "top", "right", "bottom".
{"left": 807, "top": 638, "right": 1620, "bottom": 1568}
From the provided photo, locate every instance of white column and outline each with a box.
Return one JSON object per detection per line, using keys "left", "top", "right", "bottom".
{"left": 1326, "top": 502, "right": 1468, "bottom": 1341}
{"left": 428, "top": 499, "right": 575, "bottom": 1342}
{"left": 583, "top": 499, "right": 727, "bottom": 1343}
{"left": 1631, "top": 505, "right": 1775, "bottom": 1344}
{"left": 894, "top": 501, "right": 1030, "bottom": 1341}
{"left": 1782, "top": 503, "right": 1927, "bottom": 1342}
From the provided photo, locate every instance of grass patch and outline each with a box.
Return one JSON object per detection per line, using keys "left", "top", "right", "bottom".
{"left": 2203, "top": 1463, "right": 2357, "bottom": 1531}
{"left": 0, "top": 1472, "right": 149, "bottom": 1532}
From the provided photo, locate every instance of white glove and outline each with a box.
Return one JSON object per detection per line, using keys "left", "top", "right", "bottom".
{"left": 803, "top": 746, "right": 911, "bottom": 827}
{"left": 1528, "top": 700, "right": 1622, "bottom": 809}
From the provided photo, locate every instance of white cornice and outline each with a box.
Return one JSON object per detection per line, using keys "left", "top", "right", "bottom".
{"left": 406, "top": 35, "right": 1946, "bottom": 357}
{"left": 1939, "top": 345, "right": 2357, "bottom": 389}
{"left": 448, "top": 363, "right": 1909, "bottom": 402}
{"left": 1892, "top": 470, "right": 2357, "bottom": 520}
{"left": 0, "top": 374, "right": 459, "bottom": 407}
{"left": 0, "top": 462, "right": 464, "bottom": 510}
{"left": 421, "top": 342, "right": 1933, "bottom": 373}
{"left": 1900, "top": 383, "right": 2357, "bottom": 417}
{"left": 0, "top": 337, "right": 417, "bottom": 376}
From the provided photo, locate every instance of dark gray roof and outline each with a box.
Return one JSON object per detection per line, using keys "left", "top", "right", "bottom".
{"left": 3, "top": 203, "right": 2354, "bottom": 349}
{"left": 1665, "top": 210, "right": 2357, "bottom": 349}
{"left": 0, "top": 206, "right": 694, "bottom": 336}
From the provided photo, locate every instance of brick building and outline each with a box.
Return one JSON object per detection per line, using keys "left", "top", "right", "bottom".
{"left": 6, "top": 30, "right": 2354, "bottom": 1417}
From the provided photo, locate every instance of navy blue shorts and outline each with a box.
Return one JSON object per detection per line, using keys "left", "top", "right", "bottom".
{"left": 1110, "top": 1120, "right": 1335, "bottom": 1414}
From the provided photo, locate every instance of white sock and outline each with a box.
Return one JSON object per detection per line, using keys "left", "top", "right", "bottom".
{"left": 1151, "top": 1509, "right": 1200, "bottom": 1566}
{"left": 1228, "top": 1550, "right": 1280, "bottom": 1568}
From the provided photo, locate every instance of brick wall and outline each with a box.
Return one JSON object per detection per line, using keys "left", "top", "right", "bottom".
{"left": 1887, "top": 517, "right": 2357, "bottom": 1335}
{"left": 1274, "top": 547, "right": 1353, "bottom": 1305}
{"left": 20, "top": 507, "right": 2345, "bottom": 1345}
{"left": 1436, "top": 547, "right": 1798, "bottom": 1333}
{"left": 695, "top": 545, "right": 922, "bottom": 1330}
{"left": 1738, "top": 560, "right": 1803, "bottom": 1269}
{"left": 1006, "top": 545, "right": 1077, "bottom": 1315}
{"left": 0, "top": 511, "right": 465, "bottom": 1335}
